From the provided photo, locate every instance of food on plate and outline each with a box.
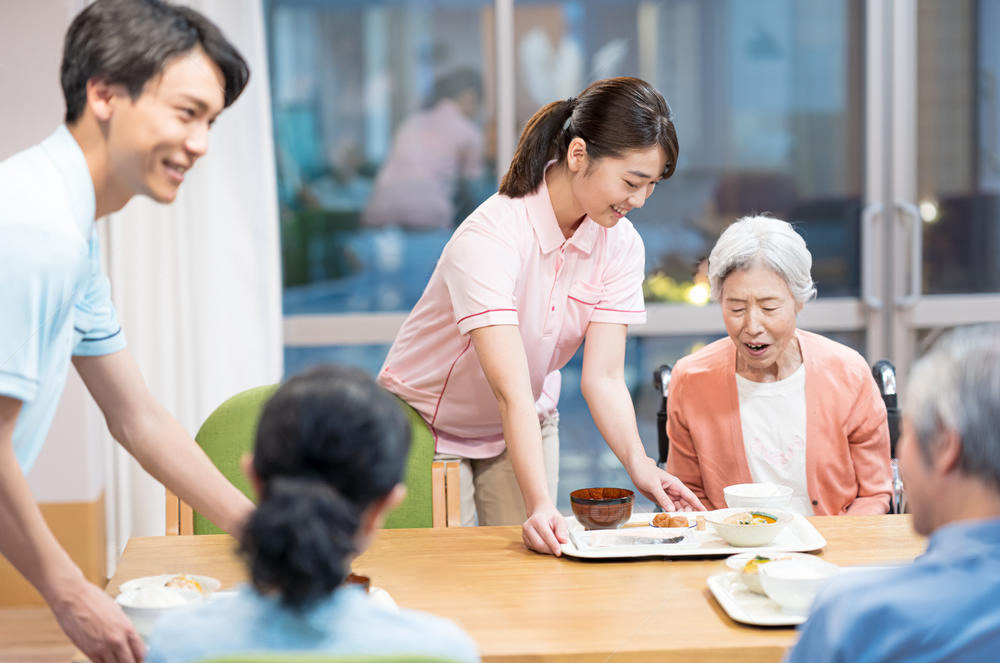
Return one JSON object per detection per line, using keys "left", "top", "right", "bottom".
{"left": 695, "top": 515, "right": 706, "bottom": 531}
{"left": 724, "top": 511, "right": 778, "bottom": 526}
{"left": 742, "top": 554, "right": 779, "bottom": 574}
{"left": 651, "top": 513, "right": 690, "bottom": 528}
{"left": 164, "top": 574, "right": 205, "bottom": 593}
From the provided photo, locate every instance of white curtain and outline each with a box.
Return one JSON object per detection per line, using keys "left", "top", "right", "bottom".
{"left": 101, "top": 0, "right": 283, "bottom": 567}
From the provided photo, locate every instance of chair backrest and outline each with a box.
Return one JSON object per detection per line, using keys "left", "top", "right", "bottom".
{"left": 871, "top": 359, "right": 905, "bottom": 514}
{"left": 197, "top": 655, "right": 462, "bottom": 663}
{"left": 191, "top": 387, "right": 438, "bottom": 533}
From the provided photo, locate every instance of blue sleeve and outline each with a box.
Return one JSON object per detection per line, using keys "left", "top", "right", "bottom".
{"left": 72, "top": 229, "right": 126, "bottom": 357}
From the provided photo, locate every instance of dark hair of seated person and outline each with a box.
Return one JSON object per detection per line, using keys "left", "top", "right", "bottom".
{"left": 239, "top": 364, "right": 410, "bottom": 609}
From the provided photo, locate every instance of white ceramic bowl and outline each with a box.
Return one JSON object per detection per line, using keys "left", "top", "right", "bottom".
{"left": 723, "top": 483, "right": 794, "bottom": 510}
{"left": 116, "top": 587, "right": 204, "bottom": 640}
{"left": 725, "top": 551, "right": 819, "bottom": 594}
{"left": 759, "top": 558, "right": 839, "bottom": 613}
{"left": 705, "top": 508, "right": 793, "bottom": 547}
{"left": 116, "top": 574, "right": 220, "bottom": 640}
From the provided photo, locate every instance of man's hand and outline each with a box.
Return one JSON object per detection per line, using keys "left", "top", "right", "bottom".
{"left": 48, "top": 577, "right": 145, "bottom": 663}
{"left": 521, "top": 501, "right": 568, "bottom": 556}
{"left": 628, "top": 456, "right": 705, "bottom": 512}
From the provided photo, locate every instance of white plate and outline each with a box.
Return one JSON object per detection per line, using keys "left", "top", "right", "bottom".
{"left": 560, "top": 510, "right": 826, "bottom": 559}
{"left": 708, "top": 565, "right": 901, "bottom": 626}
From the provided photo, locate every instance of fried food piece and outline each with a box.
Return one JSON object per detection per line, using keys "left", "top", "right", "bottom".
{"left": 651, "top": 513, "right": 672, "bottom": 528}
{"left": 696, "top": 515, "right": 706, "bottom": 531}
{"left": 164, "top": 575, "right": 203, "bottom": 593}
{"left": 667, "top": 515, "right": 689, "bottom": 528}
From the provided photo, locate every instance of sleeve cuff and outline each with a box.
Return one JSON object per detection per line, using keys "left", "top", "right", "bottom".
{"left": 73, "top": 330, "right": 127, "bottom": 357}
{"left": 591, "top": 308, "right": 647, "bottom": 325}
{"left": 456, "top": 308, "right": 519, "bottom": 335}
{"left": 0, "top": 371, "right": 37, "bottom": 403}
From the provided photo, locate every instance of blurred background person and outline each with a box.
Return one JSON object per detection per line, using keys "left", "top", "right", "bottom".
{"left": 786, "top": 324, "right": 1000, "bottom": 662}
{"left": 363, "top": 67, "right": 485, "bottom": 230}
{"left": 667, "top": 216, "right": 892, "bottom": 514}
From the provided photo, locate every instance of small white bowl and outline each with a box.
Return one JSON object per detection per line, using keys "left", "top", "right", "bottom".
{"left": 759, "top": 558, "right": 839, "bottom": 613}
{"left": 119, "top": 573, "right": 221, "bottom": 595}
{"left": 705, "top": 508, "right": 793, "bottom": 547}
{"left": 723, "top": 483, "right": 794, "bottom": 510}
{"left": 116, "top": 587, "right": 204, "bottom": 640}
{"left": 725, "top": 551, "right": 819, "bottom": 594}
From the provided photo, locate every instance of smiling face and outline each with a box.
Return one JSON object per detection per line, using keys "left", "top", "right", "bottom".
{"left": 105, "top": 48, "right": 226, "bottom": 205}
{"left": 721, "top": 261, "right": 804, "bottom": 382}
{"left": 569, "top": 143, "right": 667, "bottom": 229}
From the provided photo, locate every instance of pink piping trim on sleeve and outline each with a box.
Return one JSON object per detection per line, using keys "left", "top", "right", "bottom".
{"left": 568, "top": 295, "right": 598, "bottom": 306}
{"left": 456, "top": 308, "right": 517, "bottom": 325}
{"left": 594, "top": 306, "right": 645, "bottom": 313}
{"left": 431, "top": 337, "right": 473, "bottom": 427}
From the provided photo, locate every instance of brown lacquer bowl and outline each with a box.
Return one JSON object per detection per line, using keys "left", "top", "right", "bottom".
{"left": 570, "top": 487, "right": 635, "bottom": 530}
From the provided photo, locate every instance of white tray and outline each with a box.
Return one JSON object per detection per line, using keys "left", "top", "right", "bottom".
{"left": 707, "top": 572, "right": 807, "bottom": 626}
{"left": 708, "top": 565, "right": 900, "bottom": 626}
{"left": 560, "top": 511, "right": 826, "bottom": 559}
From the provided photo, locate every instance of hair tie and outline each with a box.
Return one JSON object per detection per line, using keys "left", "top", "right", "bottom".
{"left": 562, "top": 98, "right": 576, "bottom": 132}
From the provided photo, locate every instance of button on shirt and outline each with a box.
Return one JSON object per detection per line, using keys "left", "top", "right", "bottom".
{"left": 146, "top": 584, "right": 481, "bottom": 663}
{"left": 0, "top": 126, "right": 125, "bottom": 470}
{"left": 786, "top": 518, "right": 1000, "bottom": 663}
{"left": 378, "top": 172, "right": 646, "bottom": 458}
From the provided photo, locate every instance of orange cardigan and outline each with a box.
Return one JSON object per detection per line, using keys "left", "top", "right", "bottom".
{"left": 665, "top": 330, "right": 891, "bottom": 515}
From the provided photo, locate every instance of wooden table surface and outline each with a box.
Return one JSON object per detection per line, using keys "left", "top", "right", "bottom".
{"left": 97, "top": 514, "right": 924, "bottom": 663}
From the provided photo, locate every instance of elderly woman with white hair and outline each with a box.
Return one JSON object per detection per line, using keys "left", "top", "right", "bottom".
{"left": 665, "top": 216, "right": 892, "bottom": 514}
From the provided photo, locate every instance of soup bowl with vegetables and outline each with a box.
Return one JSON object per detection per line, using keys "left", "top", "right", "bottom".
{"left": 705, "top": 508, "right": 793, "bottom": 547}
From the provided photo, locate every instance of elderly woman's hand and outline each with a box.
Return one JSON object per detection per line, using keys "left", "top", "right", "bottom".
{"left": 627, "top": 456, "right": 706, "bottom": 512}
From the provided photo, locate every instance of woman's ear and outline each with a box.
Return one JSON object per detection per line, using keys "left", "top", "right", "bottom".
{"left": 241, "top": 452, "right": 262, "bottom": 500}
{"left": 565, "top": 136, "right": 589, "bottom": 173}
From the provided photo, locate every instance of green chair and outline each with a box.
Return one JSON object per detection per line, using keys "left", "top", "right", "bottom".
{"left": 167, "top": 386, "right": 458, "bottom": 534}
{"left": 197, "top": 655, "right": 463, "bottom": 663}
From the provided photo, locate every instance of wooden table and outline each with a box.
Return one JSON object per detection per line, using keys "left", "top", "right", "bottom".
{"left": 97, "top": 515, "right": 924, "bottom": 663}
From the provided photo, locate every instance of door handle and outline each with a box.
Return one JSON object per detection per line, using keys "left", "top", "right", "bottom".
{"left": 861, "top": 203, "right": 883, "bottom": 310}
{"left": 895, "top": 201, "right": 922, "bottom": 309}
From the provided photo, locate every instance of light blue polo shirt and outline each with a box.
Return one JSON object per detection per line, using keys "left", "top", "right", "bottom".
{"left": 0, "top": 125, "right": 126, "bottom": 471}
{"left": 146, "top": 584, "right": 480, "bottom": 663}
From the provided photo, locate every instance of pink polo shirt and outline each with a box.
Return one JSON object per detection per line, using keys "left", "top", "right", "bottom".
{"left": 377, "top": 174, "right": 647, "bottom": 458}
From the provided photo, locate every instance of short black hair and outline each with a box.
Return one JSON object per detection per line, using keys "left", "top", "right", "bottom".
{"left": 61, "top": 0, "right": 249, "bottom": 124}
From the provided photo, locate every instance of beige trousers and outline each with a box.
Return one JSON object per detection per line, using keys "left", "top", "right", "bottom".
{"left": 435, "top": 414, "right": 560, "bottom": 526}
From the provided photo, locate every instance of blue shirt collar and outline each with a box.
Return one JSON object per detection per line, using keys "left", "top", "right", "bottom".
{"left": 39, "top": 125, "right": 96, "bottom": 238}
{"left": 922, "top": 518, "right": 1000, "bottom": 562}
{"left": 237, "top": 582, "right": 370, "bottom": 635}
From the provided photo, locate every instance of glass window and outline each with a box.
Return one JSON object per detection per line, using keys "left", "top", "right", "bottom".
{"left": 917, "top": 0, "right": 1000, "bottom": 295}
{"left": 513, "top": 0, "right": 866, "bottom": 302}
{"left": 265, "top": 0, "right": 497, "bottom": 314}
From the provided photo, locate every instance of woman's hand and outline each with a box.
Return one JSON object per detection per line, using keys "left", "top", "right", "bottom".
{"left": 521, "top": 501, "right": 568, "bottom": 556}
{"left": 628, "top": 456, "right": 706, "bottom": 512}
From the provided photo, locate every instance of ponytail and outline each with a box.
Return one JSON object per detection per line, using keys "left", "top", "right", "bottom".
{"left": 499, "top": 77, "right": 679, "bottom": 199}
{"left": 499, "top": 98, "right": 575, "bottom": 198}
{"left": 240, "top": 476, "right": 358, "bottom": 609}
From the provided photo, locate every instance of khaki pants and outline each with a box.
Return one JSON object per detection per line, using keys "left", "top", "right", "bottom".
{"left": 435, "top": 414, "right": 560, "bottom": 526}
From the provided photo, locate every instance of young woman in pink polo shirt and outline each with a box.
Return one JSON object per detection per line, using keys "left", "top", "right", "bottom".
{"left": 378, "top": 77, "right": 704, "bottom": 555}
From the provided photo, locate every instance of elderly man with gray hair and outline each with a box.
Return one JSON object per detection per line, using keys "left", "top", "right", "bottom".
{"left": 666, "top": 215, "right": 892, "bottom": 514}
{"left": 786, "top": 324, "right": 1000, "bottom": 662}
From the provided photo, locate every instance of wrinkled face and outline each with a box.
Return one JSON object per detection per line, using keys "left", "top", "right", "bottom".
{"left": 721, "top": 262, "right": 803, "bottom": 380}
{"left": 106, "top": 48, "right": 226, "bottom": 204}
{"left": 571, "top": 144, "right": 666, "bottom": 229}
{"left": 898, "top": 416, "right": 936, "bottom": 535}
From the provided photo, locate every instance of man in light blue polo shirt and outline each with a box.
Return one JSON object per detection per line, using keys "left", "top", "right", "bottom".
{"left": 0, "top": 3, "right": 255, "bottom": 663}
{"left": 786, "top": 324, "right": 1000, "bottom": 663}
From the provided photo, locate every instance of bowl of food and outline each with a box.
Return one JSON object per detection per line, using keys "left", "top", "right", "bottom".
{"left": 725, "top": 551, "right": 818, "bottom": 594}
{"left": 116, "top": 574, "right": 220, "bottom": 639}
{"left": 704, "top": 508, "right": 793, "bottom": 547}
{"left": 723, "top": 483, "right": 794, "bottom": 510}
{"left": 570, "top": 487, "right": 634, "bottom": 530}
{"left": 759, "top": 557, "right": 839, "bottom": 613}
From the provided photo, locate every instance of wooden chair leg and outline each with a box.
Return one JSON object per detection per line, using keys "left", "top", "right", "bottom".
{"left": 431, "top": 461, "right": 446, "bottom": 528}
{"left": 179, "top": 501, "right": 193, "bottom": 535}
{"left": 165, "top": 490, "right": 180, "bottom": 536}
{"left": 445, "top": 461, "right": 462, "bottom": 528}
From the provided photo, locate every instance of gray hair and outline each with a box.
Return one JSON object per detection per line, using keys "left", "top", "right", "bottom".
{"left": 906, "top": 324, "right": 1000, "bottom": 492}
{"left": 708, "top": 215, "right": 817, "bottom": 304}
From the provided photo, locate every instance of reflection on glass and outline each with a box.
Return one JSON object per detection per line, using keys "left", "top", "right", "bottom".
{"left": 513, "top": 0, "right": 865, "bottom": 301}
{"left": 918, "top": 0, "right": 1000, "bottom": 295}
{"left": 266, "top": 1, "right": 496, "bottom": 313}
